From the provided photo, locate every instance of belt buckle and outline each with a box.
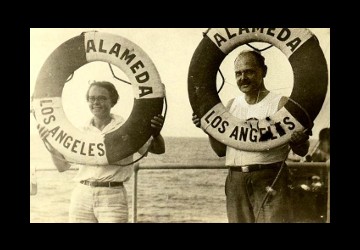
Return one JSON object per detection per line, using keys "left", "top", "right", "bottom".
{"left": 241, "top": 166, "right": 249, "bottom": 173}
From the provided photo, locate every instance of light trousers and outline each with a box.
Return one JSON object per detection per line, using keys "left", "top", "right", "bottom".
{"left": 69, "top": 183, "right": 129, "bottom": 223}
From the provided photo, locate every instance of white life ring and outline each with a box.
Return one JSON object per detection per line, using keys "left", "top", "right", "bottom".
{"left": 32, "top": 31, "right": 165, "bottom": 165}
{"left": 188, "top": 28, "right": 328, "bottom": 151}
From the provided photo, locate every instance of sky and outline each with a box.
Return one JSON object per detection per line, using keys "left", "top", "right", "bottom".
{"left": 30, "top": 28, "right": 330, "bottom": 139}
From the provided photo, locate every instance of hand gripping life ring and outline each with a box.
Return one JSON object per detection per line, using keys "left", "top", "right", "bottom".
{"left": 188, "top": 28, "right": 328, "bottom": 151}
{"left": 32, "top": 31, "right": 165, "bottom": 165}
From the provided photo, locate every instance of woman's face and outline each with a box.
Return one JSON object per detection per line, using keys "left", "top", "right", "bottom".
{"left": 87, "top": 86, "right": 112, "bottom": 119}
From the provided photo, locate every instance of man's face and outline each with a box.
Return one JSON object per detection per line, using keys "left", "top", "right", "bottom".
{"left": 87, "top": 86, "right": 112, "bottom": 119}
{"left": 234, "top": 53, "right": 265, "bottom": 94}
{"left": 321, "top": 139, "right": 330, "bottom": 153}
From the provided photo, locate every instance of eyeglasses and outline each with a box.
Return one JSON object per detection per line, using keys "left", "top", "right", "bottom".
{"left": 88, "top": 96, "right": 108, "bottom": 103}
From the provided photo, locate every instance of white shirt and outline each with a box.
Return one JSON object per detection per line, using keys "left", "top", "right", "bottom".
{"left": 72, "top": 114, "right": 151, "bottom": 182}
{"left": 225, "top": 92, "right": 290, "bottom": 166}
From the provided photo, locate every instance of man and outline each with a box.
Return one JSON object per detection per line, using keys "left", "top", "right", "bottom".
{"left": 307, "top": 127, "right": 330, "bottom": 162}
{"left": 192, "top": 50, "right": 309, "bottom": 223}
{"left": 38, "top": 81, "right": 165, "bottom": 223}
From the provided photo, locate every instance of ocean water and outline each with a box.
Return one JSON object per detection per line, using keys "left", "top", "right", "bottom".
{"left": 30, "top": 135, "right": 327, "bottom": 223}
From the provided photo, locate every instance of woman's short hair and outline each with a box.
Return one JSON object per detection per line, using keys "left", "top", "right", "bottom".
{"left": 86, "top": 81, "right": 119, "bottom": 107}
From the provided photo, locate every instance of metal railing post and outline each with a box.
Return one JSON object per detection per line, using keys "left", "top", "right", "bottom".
{"left": 326, "top": 160, "right": 330, "bottom": 223}
{"left": 132, "top": 163, "right": 139, "bottom": 223}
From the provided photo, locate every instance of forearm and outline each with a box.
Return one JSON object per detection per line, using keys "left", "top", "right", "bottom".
{"left": 42, "top": 140, "right": 71, "bottom": 172}
{"left": 149, "top": 134, "right": 165, "bottom": 154}
{"left": 50, "top": 151, "right": 71, "bottom": 172}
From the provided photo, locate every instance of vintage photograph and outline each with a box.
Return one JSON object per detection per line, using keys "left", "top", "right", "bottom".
{"left": 30, "top": 28, "right": 330, "bottom": 223}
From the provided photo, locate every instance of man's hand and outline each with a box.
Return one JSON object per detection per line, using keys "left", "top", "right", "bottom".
{"left": 289, "top": 131, "right": 309, "bottom": 146}
{"left": 289, "top": 131, "right": 310, "bottom": 157}
{"left": 151, "top": 114, "right": 164, "bottom": 137}
{"left": 192, "top": 113, "right": 201, "bottom": 128}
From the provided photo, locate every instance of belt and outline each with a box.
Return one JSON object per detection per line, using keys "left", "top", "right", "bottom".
{"left": 80, "top": 180, "right": 123, "bottom": 187}
{"left": 229, "top": 162, "right": 283, "bottom": 173}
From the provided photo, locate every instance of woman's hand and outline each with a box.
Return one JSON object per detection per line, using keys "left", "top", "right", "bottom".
{"left": 151, "top": 114, "right": 164, "bottom": 137}
{"left": 192, "top": 113, "right": 201, "bottom": 128}
{"left": 37, "top": 124, "right": 63, "bottom": 157}
{"left": 37, "top": 124, "right": 70, "bottom": 172}
{"left": 37, "top": 124, "right": 50, "bottom": 141}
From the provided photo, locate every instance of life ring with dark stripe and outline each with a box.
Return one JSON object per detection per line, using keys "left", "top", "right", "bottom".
{"left": 188, "top": 28, "right": 328, "bottom": 151}
{"left": 32, "top": 31, "right": 165, "bottom": 165}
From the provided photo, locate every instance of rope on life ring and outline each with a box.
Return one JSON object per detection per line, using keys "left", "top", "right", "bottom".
{"left": 188, "top": 28, "right": 328, "bottom": 151}
{"left": 32, "top": 31, "right": 166, "bottom": 165}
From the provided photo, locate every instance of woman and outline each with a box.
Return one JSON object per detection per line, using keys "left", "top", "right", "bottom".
{"left": 38, "top": 81, "right": 165, "bottom": 223}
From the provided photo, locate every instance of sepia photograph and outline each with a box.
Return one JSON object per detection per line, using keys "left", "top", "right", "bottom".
{"left": 30, "top": 28, "right": 330, "bottom": 223}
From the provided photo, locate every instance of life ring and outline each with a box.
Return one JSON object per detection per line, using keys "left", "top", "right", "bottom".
{"left": 32, "top": 31, "right": 165, "bottom": 165}
{"left": 188, "top": 28, "right": 328, "bottom": 151}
